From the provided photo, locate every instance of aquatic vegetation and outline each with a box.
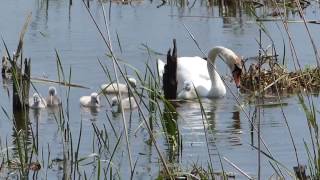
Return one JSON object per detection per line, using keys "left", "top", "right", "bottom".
{"left": 156, "top": 163, "right": 237, "bottom": 180}
{"left": 241, "top": 57, "right": 320, "bottom": 95}
{"left": 299, "top": 95, "right": 320, "bottom": 179}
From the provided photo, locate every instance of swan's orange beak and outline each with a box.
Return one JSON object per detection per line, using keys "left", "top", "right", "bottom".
{"left": 232, "top": 65, "right": 242, "bottom": 88}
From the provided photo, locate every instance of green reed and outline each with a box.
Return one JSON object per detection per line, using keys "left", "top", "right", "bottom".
{"left": 3, "top": 0, "right": 320, "bottom": 179}
{"left": 299, "top": 94, "right": 320, "bottom": 178}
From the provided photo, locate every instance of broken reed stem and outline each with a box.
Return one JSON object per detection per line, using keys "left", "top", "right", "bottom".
{"left": 223, "top": 157, "right": 254, "bottom": 180}
{"left": 258, "top": 29, "right": 262, "bottom": 180}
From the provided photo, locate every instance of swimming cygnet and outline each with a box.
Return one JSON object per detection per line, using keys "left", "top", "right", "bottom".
{"left": 101, "top": 77, "right": 137, "bottom": 94}
{"left": 111, "top": 96, "right": 137, "bottom": 111}
{"left": 80, "top": 92, "right": 101, "bottom": 107}
{"left": 46, "top": 86, "right": 61, "bottom": 107}
{"left": 2, "top": 55, "right": 11, "bottom": 76}
{"left": 29, "top": 93, "right": 47, "bottom": 109}
{"left": 177, "top": 81, "right": 197, "bottom": 100}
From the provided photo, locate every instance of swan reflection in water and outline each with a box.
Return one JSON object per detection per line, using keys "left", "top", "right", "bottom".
{"left": 174, "top": 98, "right": 243, "bottom": 150}
{"left": 80, "top": 106, "right": 100, "bottom": 120}
{"left": 159, "top": 97, "right": 242, "bottom": 163}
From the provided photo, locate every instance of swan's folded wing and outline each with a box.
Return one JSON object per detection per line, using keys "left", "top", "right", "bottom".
{"left": 157, "top": 59, "right": 165, "bottom": 79}
{"left": 176, "top": 56, "right": 210, "bottom": 92}
{"left": 158, "top": 56, "right": 211, "bottom": 93}
{"left": 177, "top": 56, "right": 210, "bottom": 79}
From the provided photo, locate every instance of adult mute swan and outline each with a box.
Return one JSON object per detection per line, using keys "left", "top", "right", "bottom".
{"left": 158, "top": 46, "right": 242, "bottom": 99}
{"left": 46, "top": 86, "right": 61, "bottom": 106}
{"left": 100, "top": 77, "right": 137, "bottom": 94}
{"left": 29, "top": 93, "right": 47, "bottom": 109}
{"left": 80, "top": 92, "right": 101, "bottom": 107}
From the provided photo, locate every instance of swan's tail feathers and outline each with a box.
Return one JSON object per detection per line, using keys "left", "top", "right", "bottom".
{"left": 163, "top": 39, "right": 178, "bottom": 99}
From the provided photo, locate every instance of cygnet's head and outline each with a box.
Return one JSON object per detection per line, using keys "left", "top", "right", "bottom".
{"left": 90, "top": 92, "right": 100, "bottom": 105}
{"left": 48, "top": 86, "right": 57, "bottom": 96}
{"left": 2, "top": 56, "right": 10, "bottom": 67}
{"left": 177, "top": 81, "right": 197, "bottom": 100}
{"left": 127, "top": 77, "right": 137, "bottom": 88}
{"left": 183, "top": 81, "right": 193, "bottom": 91}
{"left": 111, "top": 96, "right": 119, "bottom": 106}
{"left": 33, "top": 93, "right": 41, "bottom": 104}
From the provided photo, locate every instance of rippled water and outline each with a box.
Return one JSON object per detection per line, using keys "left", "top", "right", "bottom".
{"left": 0, "top": 0, "right": 319, "bottom": 179}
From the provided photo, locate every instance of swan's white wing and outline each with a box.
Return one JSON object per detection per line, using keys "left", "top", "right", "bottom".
{"left": 157, "top": 59, "right": 165, "bottom": 79}
{"left": 158, "top": 56, "right": 211, "bottom": 95}
{"left": 176, "top": 56, "right": 210, "bottom": 93}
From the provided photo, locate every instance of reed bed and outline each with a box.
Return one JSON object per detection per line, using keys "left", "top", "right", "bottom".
{"left": 241, "top": 58, "right": 320, "bottom": 95}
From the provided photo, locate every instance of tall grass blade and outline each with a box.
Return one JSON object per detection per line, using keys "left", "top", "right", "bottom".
{"left": 15, "top": 12, "right": 32, "bottom": 61}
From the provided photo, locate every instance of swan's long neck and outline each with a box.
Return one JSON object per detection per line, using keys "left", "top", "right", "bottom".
{"left": 206, "top": 47, "right": 236, "bottom": 96}
{"left": 207, "top": 48, "right": 223, "bottom": 86}
{"left": 207, "top": 63, "right": 223, "bottom": 88}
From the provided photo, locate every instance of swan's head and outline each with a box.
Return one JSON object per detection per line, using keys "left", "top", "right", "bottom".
{"left": 90, "top": 92, "right": 100, "bottom": 105}
{"left": 230, "top": 58, "right": 242, "bottom": 88}
{"left": 127, "top": 77, "right": 137, "bottom": 88}
{"left": 48, "top": 86, "right": 57, "bottom": 96}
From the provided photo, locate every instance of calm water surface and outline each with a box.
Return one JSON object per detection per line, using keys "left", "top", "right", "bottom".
{"left": 0, "top": 0, "right": 319, "bottom": 179}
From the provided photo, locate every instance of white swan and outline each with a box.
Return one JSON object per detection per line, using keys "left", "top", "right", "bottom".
{"left": 111, "top": 96, "right": 137, "bottom": 110}
{"left": 46, "top": 86, "right": 61, "bottom": 106}
{"left": 80, "top": 92, "right": 101, "bottom": 107}
{"left": 29, "top": 93, "right": 47, "bottom": 109}
{"left": 100, "top": 77, "right": 137, "bottom": 94}
{"left": 158, "top": 46, "right": 242, "bottom": 99}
